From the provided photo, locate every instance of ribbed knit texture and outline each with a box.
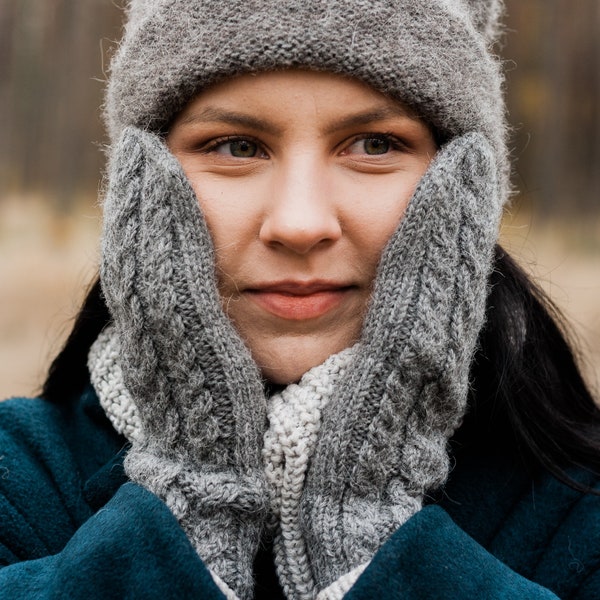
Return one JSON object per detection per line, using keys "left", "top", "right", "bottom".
{"left": 100, "top": 127, "right": 269, "bottom": 600}
{"left": 89, "top": 325, "right": 239, "bottom": 600}
{"left": 263, "top": 347, "right": 356, "bottom": 599}
{"left": 105, "top": 1, "right": 507, "bottom": 191}
{"left": 300, "top": 131, "right": 503, "bottom": 590}
{"left": 88, "top": 324, "right": 141, "bottom": 442}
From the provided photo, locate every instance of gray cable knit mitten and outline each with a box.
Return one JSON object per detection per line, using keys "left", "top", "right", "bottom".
{"left": 301, "top": 133, "right": 503, "bottom": 592}
{"left": 101, "top": 127, "right": 268, "bottom": 600}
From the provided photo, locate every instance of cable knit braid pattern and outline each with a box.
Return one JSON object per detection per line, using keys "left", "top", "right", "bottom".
{"left": 300, "top": 132, "right": 504, "bottom": 592}
{"left": 100, "top": 126, "right": 269, "bottom": 600}
{"left": 89, "top": 326, "right": 360, "bottom": 600}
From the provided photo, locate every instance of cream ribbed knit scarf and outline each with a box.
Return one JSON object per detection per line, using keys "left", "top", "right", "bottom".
{"left": 88, "top": 326, "right": 141, "bottom": 442}
{"left": 262, "top": 345, "right": 360, "bottom": 599}
{"left": 89, "top": 325, "right": 361, "bottom": 600}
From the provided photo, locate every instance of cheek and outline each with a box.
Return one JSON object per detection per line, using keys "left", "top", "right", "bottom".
{"left": 185, "top": 174, "right": 258, "bottom": 249}
{"left": 343, "top": 172, "right": 421, "bottom": 255}
{"left": 183, "top": 174, "right": 267, "bottom": 299}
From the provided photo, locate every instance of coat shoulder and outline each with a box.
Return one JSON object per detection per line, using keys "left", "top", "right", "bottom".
{"left": 0, "top": 389, "right": 125, "bottom": 560}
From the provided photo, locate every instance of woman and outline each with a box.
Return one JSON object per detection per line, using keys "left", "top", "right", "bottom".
{"left": 1, "top": 1, "right": 599, "bottom": 598}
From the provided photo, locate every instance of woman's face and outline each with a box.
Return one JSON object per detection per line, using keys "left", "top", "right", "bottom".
{"left": 167, "top": 70, "right": 437, "bottom": 384}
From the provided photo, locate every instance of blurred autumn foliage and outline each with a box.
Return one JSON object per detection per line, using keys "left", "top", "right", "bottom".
{"left": 0, "top": 0, "right": 599, "bottom": 216}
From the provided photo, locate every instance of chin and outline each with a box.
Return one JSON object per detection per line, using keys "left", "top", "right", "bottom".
{"left": 261, "top": 365, "right": 312, "bottom": 385}
{"left": 252, "top": 335, "right": 357, "bottom": 385}
{"left": 258, "top": 354, "right": 323, "bottom": 385}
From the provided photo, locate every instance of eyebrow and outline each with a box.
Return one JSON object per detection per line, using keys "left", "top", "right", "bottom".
{"left": 177, "top": 104, "right": 413, "bottom": 136}
{"left": 323, "top": 106, "right": 413, "bottom": 135}
{"left": 177, "top": 107, "right": 283, "bottom": 136}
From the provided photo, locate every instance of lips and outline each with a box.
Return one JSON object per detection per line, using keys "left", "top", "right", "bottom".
{"left": 245, "top": 281, "right": 354, "bottom": 321}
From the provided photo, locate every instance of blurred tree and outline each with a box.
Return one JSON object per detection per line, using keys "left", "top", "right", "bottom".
{"left": 504, "top": 0, "right": 600, "bottom": 217}
{"left": 0, "top": 0, "right": 122, "bottom": 210}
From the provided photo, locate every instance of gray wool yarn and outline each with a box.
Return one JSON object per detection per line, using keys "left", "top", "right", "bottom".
{"left": 101, "top": 126, "right": 269, "bottom": 600}
{"left": 300, "top": 132, "right": 503, "bottom": 590}
{"left": 105, "top": 0, "right": 509, "bottom": 201}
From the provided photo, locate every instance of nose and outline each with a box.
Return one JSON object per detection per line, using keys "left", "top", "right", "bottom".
{"left": 259, "top": 159, "right": 342, "bottom": 255}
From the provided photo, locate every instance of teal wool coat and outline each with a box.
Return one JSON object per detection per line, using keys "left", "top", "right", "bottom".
{"left": 0, "top": 387, "right": 599, "bottom": 598}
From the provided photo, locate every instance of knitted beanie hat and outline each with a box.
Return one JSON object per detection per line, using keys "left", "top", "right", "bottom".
{"left": 105, "top": 0, "right": 508, "bottom": 197}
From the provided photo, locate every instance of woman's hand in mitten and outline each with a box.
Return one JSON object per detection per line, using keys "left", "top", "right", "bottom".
{"left": 301, "top": 133, "right": 503, "bottom": 593}
{"left": 101, "top": 127, "right": 268, "bottom": 600}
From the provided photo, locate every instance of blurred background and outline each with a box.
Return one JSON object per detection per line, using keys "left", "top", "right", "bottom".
{"left": 0, "top": 0, "right": 599, "bottom": 399}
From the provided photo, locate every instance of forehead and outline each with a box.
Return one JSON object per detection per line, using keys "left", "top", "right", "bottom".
{"left": 173, "top": 69, "right": 418, "bottom": 128}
